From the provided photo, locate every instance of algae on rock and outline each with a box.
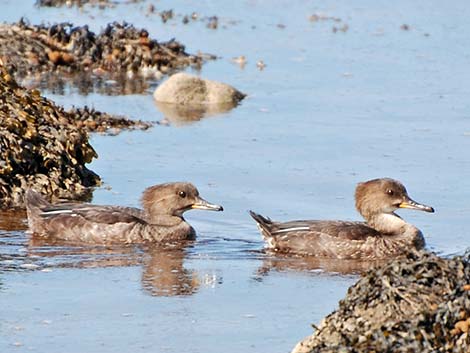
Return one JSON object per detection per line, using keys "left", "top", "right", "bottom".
{"left": 292, "top": 251, "right": 470, "bottom": 353}
{"left": 0, "top": 20, "right": 205, "bottom": 80}
{"left": 0, "top": 65, "right": 100, "bottom": 208}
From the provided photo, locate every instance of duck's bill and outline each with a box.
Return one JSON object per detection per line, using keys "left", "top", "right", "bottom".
{"left": 192, "top": 197, "right": 224, "bottom": 211}
{"left": 399, "top": 198, "right": 434, "bottom": 213}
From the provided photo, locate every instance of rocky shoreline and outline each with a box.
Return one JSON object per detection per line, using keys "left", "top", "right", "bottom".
{"left": 0, "top": 64, "right": 100, "bottom": 208}
{"left": 293, "top": 251, "right": 470, "bottom": 353}
{"left": 0, "top": 20, "right": 206, "bottom": 81}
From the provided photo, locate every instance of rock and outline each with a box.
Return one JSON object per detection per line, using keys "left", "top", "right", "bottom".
{"left": 37, "top": 0, "right": 110, "bottom": 7}
{"left": 153, "top": 73, "right": 246, "bottom": 105}
{"left": 292, "top": 251, "right": 470, "bottom": 353}
{"left": 0, "top": 20, "right": 209, "bottom": 88}
{"left": 0, "top": 64, "right": 100, "bottom": 208}
{"left": 67, "top": 106, "right": 153, "bottom": 134}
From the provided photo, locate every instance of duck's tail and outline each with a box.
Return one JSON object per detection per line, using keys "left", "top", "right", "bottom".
{"left": 249, "top": 210, "right": 274, "bottom": 240}
{"left": 24, "top": 189, "right": 50, "bottom": 231}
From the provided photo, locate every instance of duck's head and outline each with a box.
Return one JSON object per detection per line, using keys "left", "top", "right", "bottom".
{"left": 141, "top": 182, "right": 223, "bottom": 217}
{"left": 355, "top": 178, "right": 434, "bottom": 219}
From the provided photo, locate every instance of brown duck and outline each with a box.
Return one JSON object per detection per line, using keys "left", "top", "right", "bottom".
{"left": 250, "top": 178, "right": 434, "bottom": 259}
{"left": 25, "top": 182, "right": 223, "bottom": 244}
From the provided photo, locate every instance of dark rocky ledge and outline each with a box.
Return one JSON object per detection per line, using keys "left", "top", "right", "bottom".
{"left": 0, "top": 64, "right": 100, "bottom": 208}
{"left": 293, "top": 251, "right": 470, "bottom": 353}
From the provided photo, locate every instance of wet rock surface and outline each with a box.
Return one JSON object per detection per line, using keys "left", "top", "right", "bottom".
{"left": 0, "top": 20, "right": 204, "bottom": 81}
{"left": 0, "top": 65, "right": 100, "bottom": 208}
{"left": 293, "top": 251, "right": 470, "bottom": 353}
{"left": 153, "top": 72, "right": 246, "bottom": 105}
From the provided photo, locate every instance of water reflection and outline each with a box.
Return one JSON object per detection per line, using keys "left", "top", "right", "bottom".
{"left": 154, "top": 101, "right": 239, "bottom": 126}
{"left": 256, "top": 253, "right": 386, "bottom": 277}
{"left": 142, "top": 246, "right": 199, "bottom": 296}
{"left": 19, "top": 72, "right": 150, "bottom": 96}
{"left": 0, "top": 210, "right": 28, "bottom": 231}
{"left": 0, "top": 230, "right": 201, "bottom": 296}
{"left": 27, "top": 238, "right": 200, "bottom": 296}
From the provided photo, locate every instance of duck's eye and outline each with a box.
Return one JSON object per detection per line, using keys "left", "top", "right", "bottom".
{"left": 386, "top": 189, "right": 394, "bottom": 196}
{"left": 178, "top": 191, "right": 187, "bottom": 198}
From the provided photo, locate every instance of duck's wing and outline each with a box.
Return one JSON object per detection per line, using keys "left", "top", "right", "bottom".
{"left": 273, "top": 221, "right": 382, "bottom": 258}
{"left": 270, "top": 220, "right": 379, "bottom": 241}
{"left": 40, "top": 204, "right": 146, "bottom": 225}
{"left": 250, "top": 211, "right": 377, "bottom": 240}
{"left": 250, "top": 211, "right": 381, "bottom": 258}
{"left": 267, "top": 221, "right": 376, "bottom": 258}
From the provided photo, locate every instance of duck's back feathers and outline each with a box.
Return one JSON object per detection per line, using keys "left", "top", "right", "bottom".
{"left": 249, "top": 210, "right": 382, "bottom": 258}
{"left": 40, "top": 204, "right": 145, "bottom": 225}
{"left": 250, "top": 210, "right": 378, "bottom": 239}
{"left": 25, "top": 190, "right": 147, "bottom": 242}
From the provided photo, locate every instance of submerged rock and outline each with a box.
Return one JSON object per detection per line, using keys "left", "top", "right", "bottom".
{"left": 153, "top": 72, "right": 246, "bottom": 105}
{"left": 0, "top": 20, "right": 205, "bottom": 81}
{"left": 0, "top": 64, "right": 100, "bottom": 208}
{"left": 293, "top": 251, "right": 470, "bottom": 353}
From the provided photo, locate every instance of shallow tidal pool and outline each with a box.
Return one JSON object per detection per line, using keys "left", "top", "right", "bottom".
{"left": 1, "top": 1, "right": 470, "bottom": 352}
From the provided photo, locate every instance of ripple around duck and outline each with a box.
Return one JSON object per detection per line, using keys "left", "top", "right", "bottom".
{"left": 0, "top": 212, "right": 375, "bottom": 280}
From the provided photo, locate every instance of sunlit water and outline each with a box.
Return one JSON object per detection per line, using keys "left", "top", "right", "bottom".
{"left": 1, "top": 0, "right": 470, "bottom": 352}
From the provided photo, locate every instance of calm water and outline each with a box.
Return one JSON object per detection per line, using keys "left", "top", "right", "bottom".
{"left": 1, "top": 1, "right": 470, "bottom": 352}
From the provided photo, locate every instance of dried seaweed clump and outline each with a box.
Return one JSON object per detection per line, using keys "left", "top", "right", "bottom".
{"left": 67, "top": 106, "right": 153, "bottom": 134}
{"left": 37, "top": 0, "right": 110, "bottom": 7}
{"left": 293, "top": 251, "right": 470, "bottom": 353}
{"left": 0, "top": 65, "right": 100, "bottom": 208}
{"left": 0, "top": 19, "right": 204, "bottom": 78}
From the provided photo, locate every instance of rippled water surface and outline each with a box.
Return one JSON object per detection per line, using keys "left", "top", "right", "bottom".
{"left": 1, "top": 1, "right": 470, "bottom": 352}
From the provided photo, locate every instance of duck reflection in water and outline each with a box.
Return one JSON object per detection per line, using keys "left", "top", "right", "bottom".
{"left": 141, "top": 245, "right": 200, "bottom": 296}
{"left": 255, "top": 253, "right": 386, "bottom": 279}
{"left": 26, "top": 238, "right": 201, "bottom": 297}
{"left": 0, "top": 209, "right": 28, "bottom": 231}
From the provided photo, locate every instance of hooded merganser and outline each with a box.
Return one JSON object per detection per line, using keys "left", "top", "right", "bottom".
{"left": 25, "top": 182, "right": 223, "bottom": 243}
{"left": 250, "top": 178, "right": 434, "bottom": 259}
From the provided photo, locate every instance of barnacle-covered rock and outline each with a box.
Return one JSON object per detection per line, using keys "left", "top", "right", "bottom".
{"left": 293, "top": 251, "right": 470, "bottom": 353}
{"left": 0, "top": 20, "right": 206, "bottom": 82}
{"left": 0, "top": 64, "right": 100, "bottom": 208}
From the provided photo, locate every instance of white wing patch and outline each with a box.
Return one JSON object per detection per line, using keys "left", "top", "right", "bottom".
{"left": 41, "top": 209, "right": 74, "bottom": 216}
{"left": 272, "top": 226, "right": 310, "bottom": 234}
